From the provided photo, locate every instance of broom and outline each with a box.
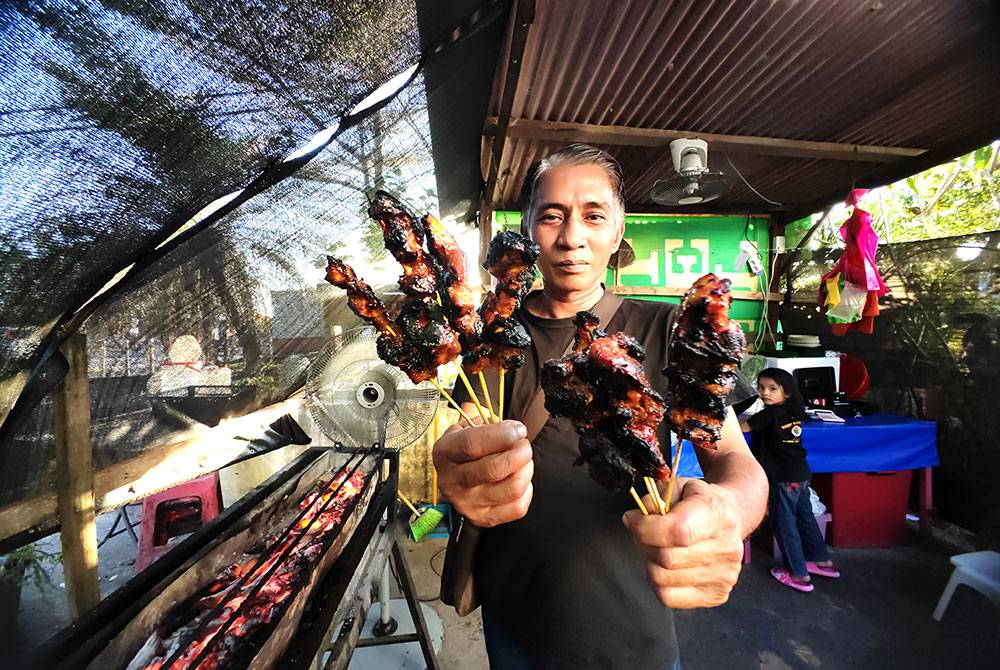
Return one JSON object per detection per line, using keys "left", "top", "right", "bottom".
{"left": 397, "top": 492, "right": 444, "bottom": 542}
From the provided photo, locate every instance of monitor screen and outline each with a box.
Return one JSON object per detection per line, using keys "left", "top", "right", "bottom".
{"left": 794, "top": 366, "right": 837, "bottom": 402}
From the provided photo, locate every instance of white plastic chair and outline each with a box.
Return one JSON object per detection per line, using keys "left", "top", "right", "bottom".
{"left": 932, "top": 551, "right": 1000, "bottom": 621}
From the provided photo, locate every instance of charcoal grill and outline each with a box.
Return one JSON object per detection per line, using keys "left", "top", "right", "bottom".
{"left": 38, "top": 326, "right": 442, "bottom": 669}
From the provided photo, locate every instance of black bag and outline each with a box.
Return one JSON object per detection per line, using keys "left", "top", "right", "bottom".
{"left": 440, "top": 290, "right": 623, "bottom": 615}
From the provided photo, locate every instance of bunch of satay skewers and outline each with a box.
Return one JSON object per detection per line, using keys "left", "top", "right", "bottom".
{"left": 327, "top": 191, "right": 746, "bottom": 516}
{"left": 540, "top": 274, "right": 746, "bottom": 515}
{"left": 325, "top": 191, "right": 538, "bottom": 428}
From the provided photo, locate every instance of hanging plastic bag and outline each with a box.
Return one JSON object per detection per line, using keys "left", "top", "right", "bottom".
{"left": 827, "top": 281, "right": 868, "bottom": 323}
{"left": 809, "top": 487, "right": 827, "bottom": 516}
{"left": 818, "top": 189, "right": 890, "bottom": 335}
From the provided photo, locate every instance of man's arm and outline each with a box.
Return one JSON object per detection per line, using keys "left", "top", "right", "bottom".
{"left": 622, "top": 407, "right": 768, "bottom": 609}
{"left": 695, "top": 407, "right": 768, "bottom": 538}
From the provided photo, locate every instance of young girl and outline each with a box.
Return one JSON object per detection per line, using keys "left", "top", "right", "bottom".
{"left": 740, "top": 368, "right": 840, "bottom": 592}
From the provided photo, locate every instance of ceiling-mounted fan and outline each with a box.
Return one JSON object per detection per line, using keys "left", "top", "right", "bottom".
{"left": 650, "top": 138, "right": 729, "bottom": 206}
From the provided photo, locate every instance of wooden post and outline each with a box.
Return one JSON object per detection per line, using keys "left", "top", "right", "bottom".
{"left": 52, "top": 333, "right": 100, "bottom": 618}
{"left": 478, "top": 205, "right": 493, "bottom": 288}
{"left": 477, "top": 0, "right": 534, "bottom": 288}
{"left": 918, "top": 466, "right": 934, "bottom": 544}
{"left": 765, "top": 218, "right": 786, "bottom": 351}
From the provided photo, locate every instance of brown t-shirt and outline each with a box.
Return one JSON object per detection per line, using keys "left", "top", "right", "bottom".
{"left": 453, "top": 294, "right": 682, "bottom": 668}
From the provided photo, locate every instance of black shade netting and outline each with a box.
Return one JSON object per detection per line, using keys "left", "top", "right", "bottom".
{"left": 783, "top": 231, "right": 1000, "bottom": 536}
{"left": 1, "top": 0, "right": 419, "bottom": 374}
{"left": 0, "top": 0, "right": 504, "bottom": 509}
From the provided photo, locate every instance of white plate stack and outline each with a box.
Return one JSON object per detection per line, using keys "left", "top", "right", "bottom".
{"left": 786, "top": 334, "right": 821, "bottom": 349}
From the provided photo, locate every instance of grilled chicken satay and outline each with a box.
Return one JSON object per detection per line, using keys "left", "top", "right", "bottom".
{"left": 324, "top": 255, "right": 460, "bottom": 384}
{"left": 541, "top": 312, "right": 670, "bottom": 490}
{"left": 368, "top": 191, "right": 437, "bottom": 297}
{"left": 325, "top": 255, "right": 401, "bottom": 343}
{"left": 422, "top": 212, "right": 481, "bottom": 347}
{"left": 465, "top": 230, "right": 539, "bottom": 373}
{"left": 663, "top": 274, "right": 746, "bottom": 449}
{"left": 381, "top": 296, "right": 462, "bottom": 384}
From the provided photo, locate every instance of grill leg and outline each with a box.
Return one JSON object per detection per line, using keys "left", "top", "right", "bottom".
{"left": 372, "top": 561, "right": 398, "bottom": 637}
{"left": 392, "top": 541, "right": 440, "bottom": 670}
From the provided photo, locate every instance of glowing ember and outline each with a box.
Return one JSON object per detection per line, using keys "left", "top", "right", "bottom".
{"left": 127, "top": 471, "right": 366, "bottom": 670}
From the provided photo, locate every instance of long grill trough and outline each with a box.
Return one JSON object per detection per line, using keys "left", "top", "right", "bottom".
{"left": 38, "top": 447, "right": 396, "bottom": 670}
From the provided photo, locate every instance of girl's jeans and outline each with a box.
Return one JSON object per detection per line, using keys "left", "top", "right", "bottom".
{"left": 770, "top": 480, "right": 831, "bottom": 577}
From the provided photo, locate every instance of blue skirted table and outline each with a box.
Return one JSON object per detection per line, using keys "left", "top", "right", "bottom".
{"left": 676, "top": 413, "right": 938, "bottom": 540}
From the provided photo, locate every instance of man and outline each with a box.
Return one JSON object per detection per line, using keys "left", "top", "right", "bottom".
{"left": 434, "top": 144, "right": 767, "bottom": 668}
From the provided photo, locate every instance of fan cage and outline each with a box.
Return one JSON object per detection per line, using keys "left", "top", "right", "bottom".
{"left": 305, "top": 327, "right": 438, "bottom": 450}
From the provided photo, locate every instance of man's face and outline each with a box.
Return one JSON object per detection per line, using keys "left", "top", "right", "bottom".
{"left": 528, "top": 163, "right": 624, "bottom": 295}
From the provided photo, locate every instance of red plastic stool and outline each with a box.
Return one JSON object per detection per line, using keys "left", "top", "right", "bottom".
{"left": 136, "top": 473, "right": 222, "bottom": 572}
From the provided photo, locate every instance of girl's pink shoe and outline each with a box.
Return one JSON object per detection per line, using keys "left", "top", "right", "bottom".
{"left": 770, "top": 566, "right": 814, "bottom": 592}
{"left": 806, "top": 561, "right": 841, "bottom": 578}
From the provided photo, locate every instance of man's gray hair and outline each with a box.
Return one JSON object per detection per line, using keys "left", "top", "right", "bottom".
{"left": 520, "top": 144, "right": 626, "bottom": 228}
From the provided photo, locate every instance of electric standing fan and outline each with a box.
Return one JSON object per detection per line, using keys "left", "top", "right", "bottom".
{"left": 304, "top": 326, "right": 439, "bottom": 449}
{"left": 303, "top": 325, "right": 442, "bottom": 646}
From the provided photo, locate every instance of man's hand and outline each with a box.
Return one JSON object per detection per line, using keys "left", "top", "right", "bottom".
{"left": 432, "top": 419, "right": 534, "bottom": 528}
{"left": 622, "top": 478, "right": 745, "bottom": 609}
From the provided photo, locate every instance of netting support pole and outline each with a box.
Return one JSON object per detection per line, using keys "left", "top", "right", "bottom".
{"left": 764, "top": 217, "right": 785, "bottom": 349}
{"left": 52, "top": 333, "right": 100, "bottom": 619}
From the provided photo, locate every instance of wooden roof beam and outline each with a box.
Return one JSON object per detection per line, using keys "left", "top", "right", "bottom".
{"left": 478, "top": 0, "right": 535, "bottom": 286}
{"left": 485, "top": 118, "right": 926, "bottom": 163}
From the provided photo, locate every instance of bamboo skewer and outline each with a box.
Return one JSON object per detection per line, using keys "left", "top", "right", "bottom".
{"left": 429, "top": 378, "right": 475, "bottom": 426}
{"left": 643, "top": 477, "right": 658, "bottom": 514}
{"left": 431, "top": 413, "right": 439, "bottom": 506}
{"left": 455, "top": 365, "right": 491, "bottom": 425}
{"left": 477, "top": 371, "right": 498, "bottom": 423}
{"left": 629, "top": 487, "right": 649, "bottom": 515}
{"left": 433, "top": 290, "right": 490, "bottom": 424}
{"left": 644, "top": 476, "right": 666, "bottom": 515}
{"left": 663, "top": 434, "right": 684, "bottom": 514}
{"left": 498, "top": 369, "right": 505, "bottom": 422}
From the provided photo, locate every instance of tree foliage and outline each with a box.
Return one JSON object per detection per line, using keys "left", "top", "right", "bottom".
{"left": 807, "top": 142, "right": 1000, "bottom": 248}
{"left": 783, "top": 144, "right": 1000, "bottom": 533}
{"left": 3, "top": 0, "right": 431, "bottom": 378}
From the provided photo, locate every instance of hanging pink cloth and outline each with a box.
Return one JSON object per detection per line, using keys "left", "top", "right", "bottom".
{"left": 819, "top": 189, "right": 889, "bottom": 335}
{"left": 834, "top": 189, "right": 889, "bottom": 293}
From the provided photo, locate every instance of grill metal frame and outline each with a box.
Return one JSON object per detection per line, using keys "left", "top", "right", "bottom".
{"left": 36, "top": 446, "right": 398, "bottom": 670}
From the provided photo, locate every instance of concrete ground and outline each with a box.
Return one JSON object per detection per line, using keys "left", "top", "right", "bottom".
{"left": 8, "top": 520, "right": 996, "bottom": 669}
{"left": 402, "top": 536, "right": 999, "bottom": 669}
{"left": 4, "top": 505, "right": 142, "bottom": 665}
{"left": 402, "top": 540, "right": 488, "bottom": 670}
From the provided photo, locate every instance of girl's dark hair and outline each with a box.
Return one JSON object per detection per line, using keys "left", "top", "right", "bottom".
{"left": 757, "top": 367, "right": 808, "bottom": 420}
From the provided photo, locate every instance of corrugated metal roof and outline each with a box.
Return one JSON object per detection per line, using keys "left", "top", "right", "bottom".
{"left": 486, "top": 0, "right": 1000, "bottom": 215}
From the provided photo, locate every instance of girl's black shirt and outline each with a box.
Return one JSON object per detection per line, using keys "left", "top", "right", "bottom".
{"left": 747, "top": 402, "right": 811, "bottom": 483}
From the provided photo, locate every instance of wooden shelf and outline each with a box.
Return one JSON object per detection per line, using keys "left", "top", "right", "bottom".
{"left": 608, "top": 286, "right": 781, "bottom": 301}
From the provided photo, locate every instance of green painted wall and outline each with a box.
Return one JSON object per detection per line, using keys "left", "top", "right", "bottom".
{"left": 494, "top": 211, "right": 771, "bottom": 337}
